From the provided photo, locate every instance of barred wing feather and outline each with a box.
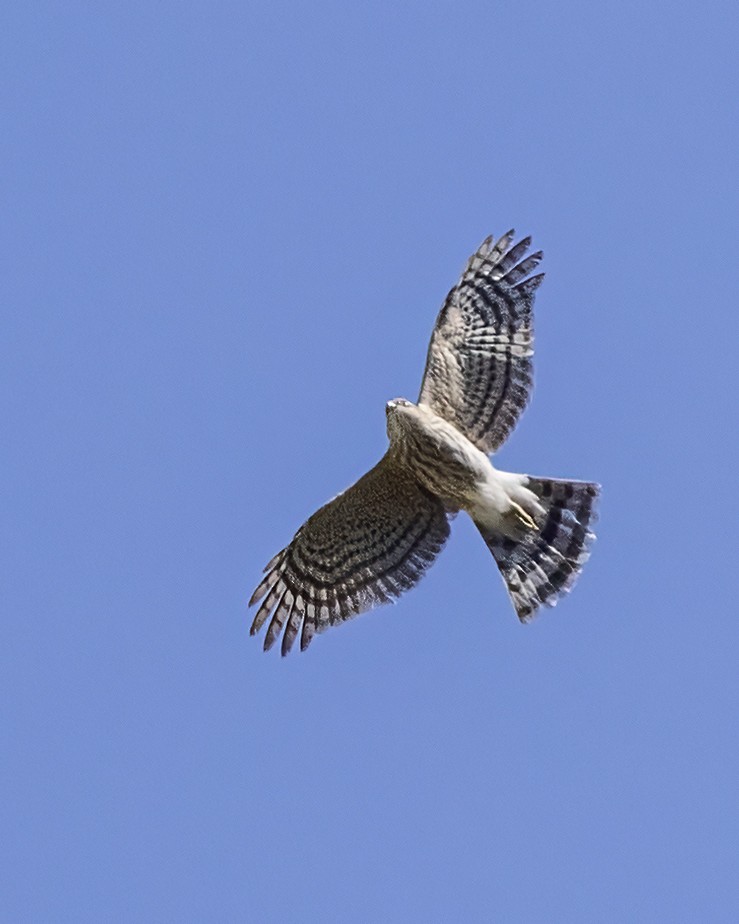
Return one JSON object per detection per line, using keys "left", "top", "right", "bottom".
{"left": 249, "top": 454, "right": 450, "bottom": 655}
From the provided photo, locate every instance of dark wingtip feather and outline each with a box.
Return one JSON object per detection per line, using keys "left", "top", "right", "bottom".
{"left": 262, "top": 550, "right": 284, "bottom": 573}
{"left": 280, "top": 603, "right": 301, "bottom": 656}
{"left": 501, "top": 251, "right": 544, "bottom": 286}
{"left": 248, "top": 585, "right": 265, "bottom": 608}
{"left": 496, "top": 236, "right": 533, "bottom": 274}
{"left": 263, "top": 621, "right": 280, "bottom": 652}
{"left": 514, "top": 272, "right": 545, "bottom": 295}
{"left": 300, "top": 616, "right": 316, "bottom": 651}
{"left": 249, "top": 556, "right": 283, "bottom": 607}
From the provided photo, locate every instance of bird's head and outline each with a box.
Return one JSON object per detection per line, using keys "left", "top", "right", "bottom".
{"left": 385, "top": 397, "right": 417, "bottom": 441}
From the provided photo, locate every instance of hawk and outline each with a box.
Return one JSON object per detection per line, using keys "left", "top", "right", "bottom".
{"left": 250, "top": 231, "right": 599, "bottom": 655}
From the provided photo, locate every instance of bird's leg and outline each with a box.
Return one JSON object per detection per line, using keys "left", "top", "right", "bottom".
{"left": 500, "top": 501, "right": 538, "bottom": 539}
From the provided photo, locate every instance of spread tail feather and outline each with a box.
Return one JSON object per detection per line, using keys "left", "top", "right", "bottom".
{"left": 476, "top": 477, "right": 600, "bottom": 622}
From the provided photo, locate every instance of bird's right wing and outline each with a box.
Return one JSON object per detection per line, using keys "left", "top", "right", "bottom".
{"left": 418, "top": 231, "right": 544, "bottom": 454}
{"left": 249, "top": 454, "right": 450, "bottom": 655}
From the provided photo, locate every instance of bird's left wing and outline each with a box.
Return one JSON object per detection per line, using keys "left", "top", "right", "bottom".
{"left": 418, "top": 232, "right": 544, "bottom": 454}
{"left": 249, "top": 453, "right": 450, "bottom": 655}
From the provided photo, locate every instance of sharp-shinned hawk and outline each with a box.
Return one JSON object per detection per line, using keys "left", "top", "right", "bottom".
{"left": 250, "top": 231, "right": 600, "bottom": 654}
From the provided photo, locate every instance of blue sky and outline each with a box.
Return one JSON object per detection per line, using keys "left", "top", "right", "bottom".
{"left": 3, "top": 2, "right": 738, "bottom": 921}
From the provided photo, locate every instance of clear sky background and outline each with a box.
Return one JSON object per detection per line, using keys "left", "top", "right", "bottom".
{"left": 3, "top": 2, "right": 738, "bottom": 921}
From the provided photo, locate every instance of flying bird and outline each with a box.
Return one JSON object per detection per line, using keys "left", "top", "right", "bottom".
{"left": 250, "top": 231, "right": 599, "bottom": 654}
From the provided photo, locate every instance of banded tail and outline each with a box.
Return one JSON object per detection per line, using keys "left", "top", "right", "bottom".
{"left": 476, "top": 477, "right": 600, "bottom": 621}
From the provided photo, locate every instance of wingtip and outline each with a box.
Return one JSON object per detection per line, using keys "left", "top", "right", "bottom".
{"left": 513, "top": 272, "right": 545, "bottom": 294}
{"left": 300, "top": 621, "right": 315, "bottom": 651}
